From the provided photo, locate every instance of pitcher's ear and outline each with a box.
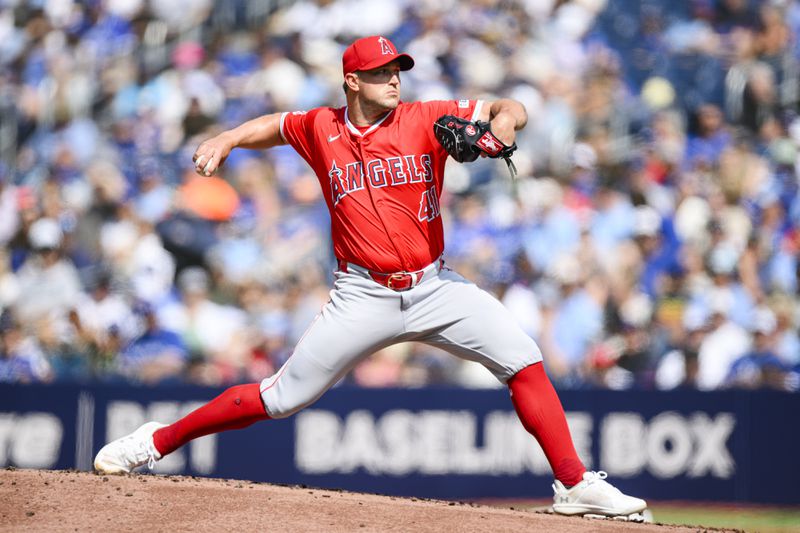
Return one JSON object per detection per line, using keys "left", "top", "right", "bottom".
{"left": 344, "top": 72, "right": 360, "bottom": 93}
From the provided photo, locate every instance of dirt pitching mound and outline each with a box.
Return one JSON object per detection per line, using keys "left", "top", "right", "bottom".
{"left": 0, "top": 469, "right": 736, "bottom": 532}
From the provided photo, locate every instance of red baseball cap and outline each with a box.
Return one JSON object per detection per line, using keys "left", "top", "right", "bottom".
{"left": 342, "top": 35, "right": 414, "bottom": 76}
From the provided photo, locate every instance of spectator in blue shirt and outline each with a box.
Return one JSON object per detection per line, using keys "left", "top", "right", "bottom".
{"left": 0, "top": 310, "right": 52, "bottom": 384}
{"left": 632, "top": 205, "right": 683, "bottom": 299}
{"left": 684, "top": 104, "right": 732, "bottom": 170}
{"left": 725, "top": 307, "right": 790, "bottom": 390}
{"left": 118, "top": 301, "right": 188, "bottom": 385}
{"left": 540, "top": 254, "right": 604, "bottom": 386}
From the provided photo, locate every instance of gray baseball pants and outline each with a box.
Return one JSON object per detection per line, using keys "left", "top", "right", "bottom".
{"left": 260, "top": 259, "right": 542, "bottom": 418}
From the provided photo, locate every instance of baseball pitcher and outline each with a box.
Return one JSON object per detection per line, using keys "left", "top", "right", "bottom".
{"left": 95, "top": 36, "right": 647, "bottom": 521}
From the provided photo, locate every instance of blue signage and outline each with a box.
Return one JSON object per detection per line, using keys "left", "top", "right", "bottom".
{"left": 1, "top": 384, "right": 797, "bottom": 504}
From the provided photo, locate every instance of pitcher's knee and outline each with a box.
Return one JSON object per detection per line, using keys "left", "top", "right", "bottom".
{"left": 259, "top": 375, "right": 322, "bottom": 419}
{"left": 260, "top": 393, "right": 315, "bottom": 419}
{"left": 494, "top": 346, "right": 544, "bottom": 384}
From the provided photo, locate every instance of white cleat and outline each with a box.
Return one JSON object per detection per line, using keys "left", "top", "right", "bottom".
{"left": 552, "top": 471, "right": 648, "bottom": 521}
{"left": 94, "top": 422, "right": 166, "bottom": 474}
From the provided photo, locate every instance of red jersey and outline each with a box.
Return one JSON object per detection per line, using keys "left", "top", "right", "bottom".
{"left": 280, "top": 99, "right": 483, "bottom": 273}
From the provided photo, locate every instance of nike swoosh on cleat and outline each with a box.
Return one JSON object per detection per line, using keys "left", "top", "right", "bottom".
{"left": 328, "top": 134, "right": 341, "bottom": 142}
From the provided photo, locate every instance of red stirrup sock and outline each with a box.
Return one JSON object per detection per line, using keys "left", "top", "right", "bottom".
{"left": 153, "top": 383, "right": 269, "bottom": 457}
{"left": 507, "top": 362, "right": 586, "bottom": 487}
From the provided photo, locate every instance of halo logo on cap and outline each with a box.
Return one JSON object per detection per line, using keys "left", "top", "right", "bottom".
{"left": 377, "top": 36, "right": 394, "bottom": 56}
{"left": 342, "top": 35, "right": 415, "bottom": 76}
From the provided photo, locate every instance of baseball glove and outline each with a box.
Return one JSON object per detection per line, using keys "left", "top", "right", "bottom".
{"left": 433, "top": 115, "right": 518, "bottom": 178}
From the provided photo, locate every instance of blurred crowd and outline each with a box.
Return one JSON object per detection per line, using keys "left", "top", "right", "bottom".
{"left": 0, "top": 0, "right": 798, "bottom": 391}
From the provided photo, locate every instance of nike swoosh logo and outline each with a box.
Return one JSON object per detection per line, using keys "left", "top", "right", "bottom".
{"left": 327, "top": 134, "right": 341, "bottom": 142}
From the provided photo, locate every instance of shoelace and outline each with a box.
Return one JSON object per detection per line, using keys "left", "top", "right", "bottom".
{"left": 120, "top": 435, "right": 157, "bottom": 470}
{"left": 583, "top": 471, "right": 624, "bottom": 496}
{"left": 554, "top": 471, "right": 616, "bottom": 498}
{"left": 585, "top": 471, "right": 609, "bottom": 483}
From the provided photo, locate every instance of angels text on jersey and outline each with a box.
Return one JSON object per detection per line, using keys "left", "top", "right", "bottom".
{"left": 327, "top": 153, "right": 439, "bottom": 221}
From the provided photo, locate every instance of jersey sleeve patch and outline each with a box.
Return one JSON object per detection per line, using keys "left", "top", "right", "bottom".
{"left": 458, "top": 99, "right": 469, "bottom": 108}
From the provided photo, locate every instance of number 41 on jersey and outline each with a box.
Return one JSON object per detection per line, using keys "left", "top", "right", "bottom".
{"left": 418, "top": 185, "right": 441, "bottom": 222}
